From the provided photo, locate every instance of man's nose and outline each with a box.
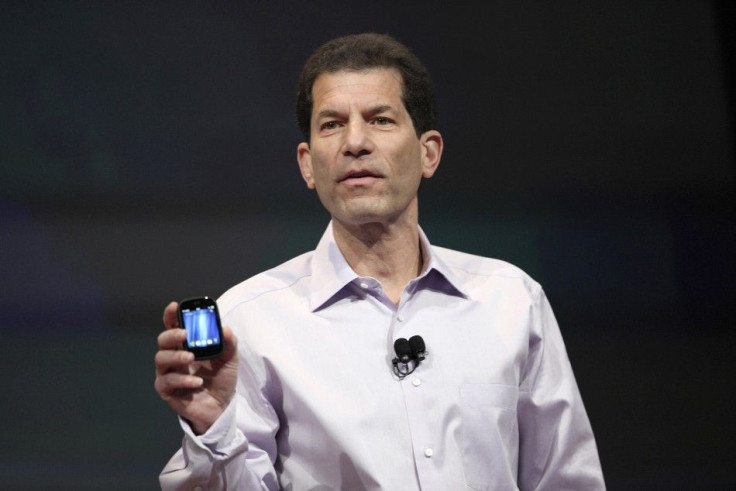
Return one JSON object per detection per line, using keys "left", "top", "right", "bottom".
{"left": 341, "top": 120, "right": 374, "bottom": 158}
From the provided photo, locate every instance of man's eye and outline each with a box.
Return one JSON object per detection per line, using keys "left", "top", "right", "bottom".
{"left": 320, "top": 121, "right": 341, "bottom": 130}
{"left": 374, "top": 117, "right": 392, "bottom": 125}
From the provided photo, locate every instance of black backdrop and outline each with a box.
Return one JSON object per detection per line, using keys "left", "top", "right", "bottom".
{"left": 1, "top": 1, "right": 734, "bottom": 488}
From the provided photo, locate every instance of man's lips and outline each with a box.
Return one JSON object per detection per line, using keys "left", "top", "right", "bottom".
{"left": 338, "top": 169, "right": 383, "bottom": 184}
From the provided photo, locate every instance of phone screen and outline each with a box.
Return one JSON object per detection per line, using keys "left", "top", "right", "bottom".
{"left": 178, "top": 297, "right": 224, "bottom": 359}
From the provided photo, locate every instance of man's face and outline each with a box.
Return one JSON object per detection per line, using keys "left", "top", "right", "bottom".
{"left": 297, "top": 68, "right": 442, "bottom": 229}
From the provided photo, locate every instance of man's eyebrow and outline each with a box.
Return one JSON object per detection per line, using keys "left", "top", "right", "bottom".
{"left": 316, "top": 105, "right": 396, "bottom": 120}
{"left": 316, "top": 109, "right": 341, "bottom": 120}
{"left": 366, "top": 105, "right": 394, "bottom": 117}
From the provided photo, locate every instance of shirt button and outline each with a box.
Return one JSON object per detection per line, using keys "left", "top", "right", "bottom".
{"left": 396, "top": 314, "right": 404, "bottom": 322}
{"left": 424, "top": 448, "right": 434, "bottom": 458}
{"left": 412, "top": 378, "right": 422, "bottom": 387}
{"left": 359, "top": 282, "right": 369, "bottom": 289}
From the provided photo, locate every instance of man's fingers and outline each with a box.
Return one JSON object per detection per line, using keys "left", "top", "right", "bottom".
{"left": 155, "top": 349, "right": 195, "bottom": 375}
{"left": 163, "top": 301, "right": 180, "bottom": 330}
{"left": 155, "top": 371, "right": 204, "bottom": 396}
{"left": 157, "top": 327, "right": 187, "bottom": 350}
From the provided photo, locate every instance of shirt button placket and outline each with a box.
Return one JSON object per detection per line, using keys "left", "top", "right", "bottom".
{"left": 402, "top": 347, "right": 438, "bottom": 488}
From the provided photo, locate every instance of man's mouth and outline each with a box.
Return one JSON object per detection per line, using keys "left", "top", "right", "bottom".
{"left": 339, "top": 169, "right": 382, "bottom": 184}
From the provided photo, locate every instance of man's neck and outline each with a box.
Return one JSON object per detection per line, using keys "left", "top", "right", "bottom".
{"left": 331, "top": 218, "right": 423, "bottom": 305}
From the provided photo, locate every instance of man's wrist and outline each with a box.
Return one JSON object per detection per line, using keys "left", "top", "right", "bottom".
{"left": 180, "top": 397, "right": 238, "bottom": 448}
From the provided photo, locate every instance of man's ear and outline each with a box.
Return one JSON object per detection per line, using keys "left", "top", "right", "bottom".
{"left": 420, "top": 130, "right": 443, "bottom": 179}
{"left": 297, "top": 142, "right": 315, "bottom": 189}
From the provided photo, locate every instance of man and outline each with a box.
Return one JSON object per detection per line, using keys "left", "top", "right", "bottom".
{"left": 155, "top": 33, "right": 605, "bottom": 490}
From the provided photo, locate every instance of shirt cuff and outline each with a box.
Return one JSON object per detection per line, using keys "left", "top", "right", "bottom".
{"left": 179, "top": 397, "right": 245, "bottom": 458}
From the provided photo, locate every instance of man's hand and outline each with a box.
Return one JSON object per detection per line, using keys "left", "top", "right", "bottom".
{"left": 154, "top": 301, "right": 238, "bottom": 435}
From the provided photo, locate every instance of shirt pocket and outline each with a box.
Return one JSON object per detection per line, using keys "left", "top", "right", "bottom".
{"left": 460, "top": 383, "right": 519, "bottom": 491}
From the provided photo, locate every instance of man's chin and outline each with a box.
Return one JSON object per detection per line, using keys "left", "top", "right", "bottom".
{"left": 329, "top": 196, "right": 416, "bottom": 228}
{"left": 335, "top": 199, "right": 384, "bottom": 219}
{"left": 332, "top": 208, "right": 410, "bottom": 230}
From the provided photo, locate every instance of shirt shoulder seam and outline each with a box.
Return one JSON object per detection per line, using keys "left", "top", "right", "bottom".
{"left": 219, "top": 272, "right": 313, "bottom": 317}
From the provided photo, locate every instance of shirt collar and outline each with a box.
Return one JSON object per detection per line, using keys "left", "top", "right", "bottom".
{"left": 309, "top": 222, "right": 468, "bottom": 311}
{"left": 309, "top": 222, "right": 359, "bottom": 311}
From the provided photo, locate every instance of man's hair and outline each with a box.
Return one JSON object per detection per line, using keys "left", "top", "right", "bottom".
{"left": 296, "top": 33, "right": 436, "bottom": 141}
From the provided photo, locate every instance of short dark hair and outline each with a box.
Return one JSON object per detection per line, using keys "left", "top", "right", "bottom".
{"left": 296, "top": 33, "right": 436, "bottom": 141}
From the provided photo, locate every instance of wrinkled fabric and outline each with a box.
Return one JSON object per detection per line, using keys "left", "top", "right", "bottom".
{"left": 160, "top": 222, "right": 605, "bottom": 490}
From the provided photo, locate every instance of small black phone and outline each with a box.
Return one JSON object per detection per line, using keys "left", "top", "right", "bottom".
{"left": 178, "top": 296, "right": 224, "bottom": 360}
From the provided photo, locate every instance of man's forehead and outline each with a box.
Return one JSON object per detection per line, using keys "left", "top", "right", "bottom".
{"left": 311, "top": 68, "right": 404, "bottom": 103}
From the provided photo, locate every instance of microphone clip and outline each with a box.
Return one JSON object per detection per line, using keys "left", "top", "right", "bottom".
{"left": 392, "top": 335, "right": 427, "bottom": 379}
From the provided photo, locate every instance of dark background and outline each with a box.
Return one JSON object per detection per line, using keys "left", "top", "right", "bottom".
{"left": 1, "top": 1, "right": 734, "bottom": 489}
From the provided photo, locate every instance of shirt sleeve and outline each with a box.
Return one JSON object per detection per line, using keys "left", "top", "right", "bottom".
{"left": 159, "top": 352, "right": 282, "bottom": 490}
{"left": 517, "top": 286, "right": 606, "bottom": 490}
